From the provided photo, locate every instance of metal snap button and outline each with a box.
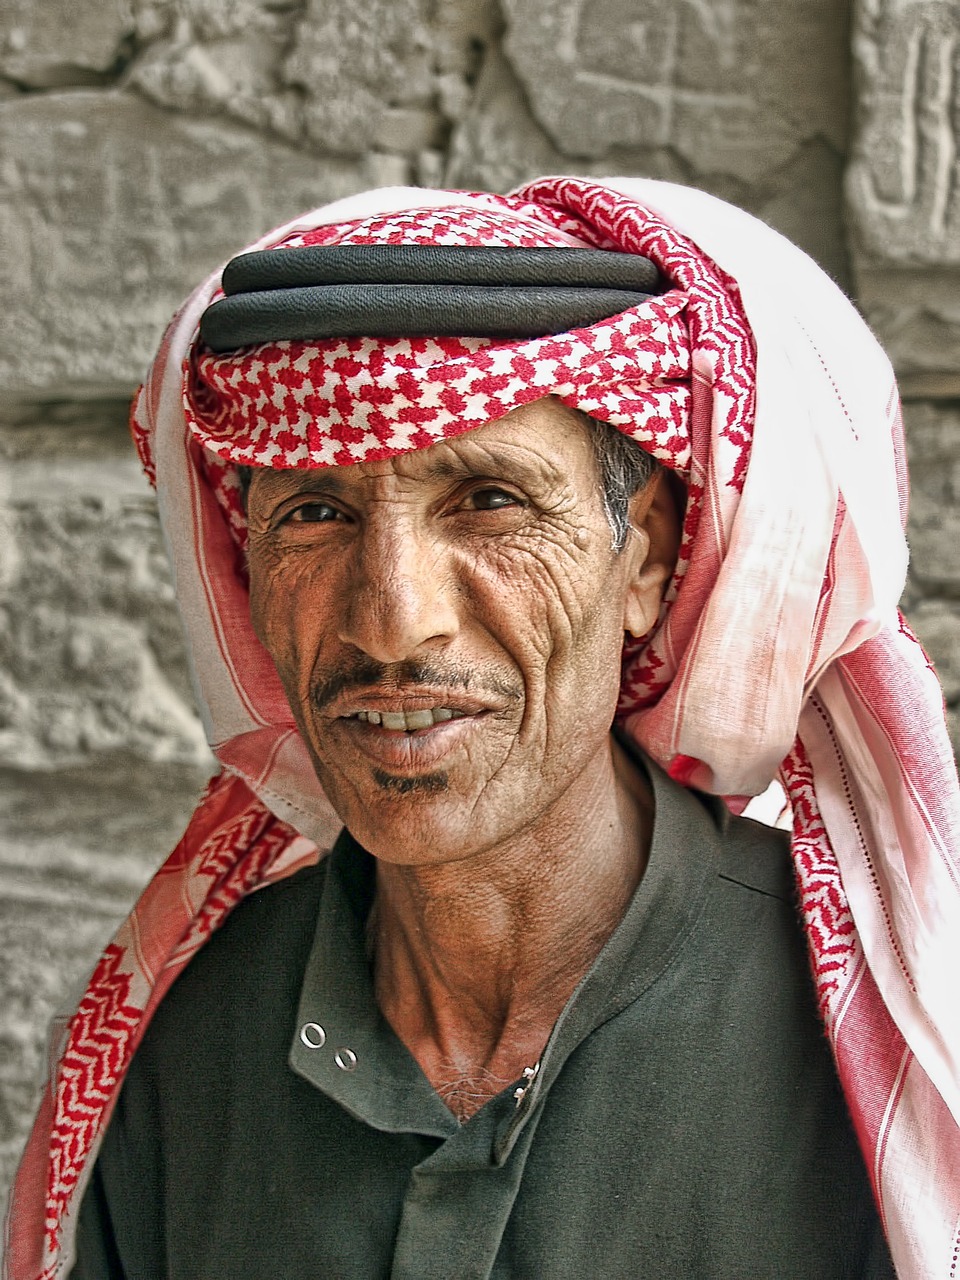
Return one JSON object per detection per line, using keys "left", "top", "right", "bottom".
{"left": 299, "top": 1022, "right": 326, "bottom": 1049}
{"left": 513, "top": 1061, "right": 540, "bottom": 1107}
{"left": 334, "top": 1047, "right": 358, "bottom": 1072}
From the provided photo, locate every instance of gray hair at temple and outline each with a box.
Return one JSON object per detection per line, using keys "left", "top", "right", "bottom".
{"left": 580, "top": 416, "right": 659, "bottom": 553}
{"left": 235, "top": 416, "right": 657, "bottom": 555}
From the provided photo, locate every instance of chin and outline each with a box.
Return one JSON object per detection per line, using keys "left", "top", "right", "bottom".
{"left": 332, "top": 782, "right": 496, "bottom": 867}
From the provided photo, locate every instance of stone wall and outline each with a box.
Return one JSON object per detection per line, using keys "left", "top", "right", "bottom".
{"left": 1, "top": 0, "right": 957, "bottom": 1212}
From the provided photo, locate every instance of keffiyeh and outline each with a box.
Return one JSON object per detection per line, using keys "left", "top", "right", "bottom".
{"left": 6, "top": 177, "right": 960, "bottom": 1280}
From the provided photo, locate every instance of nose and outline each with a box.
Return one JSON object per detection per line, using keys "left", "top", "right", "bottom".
{"left": 337, "top": 521, "right": 460, "bottom": 664}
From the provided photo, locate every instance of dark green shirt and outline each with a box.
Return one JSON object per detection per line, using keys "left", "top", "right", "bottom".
{"left": 72, "top": 756, "right": 894, "bottom": 1279}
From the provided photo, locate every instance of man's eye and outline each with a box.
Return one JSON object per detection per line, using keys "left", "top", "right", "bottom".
{"left": 467, "top": 487, "right": 524, "bottom": 511}
{"left": 286, "top": 501, "right": 342, "bottom": 523}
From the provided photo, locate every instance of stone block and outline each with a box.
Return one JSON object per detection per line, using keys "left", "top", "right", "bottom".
{"left": 373, "top": 107, "right": 446, "bottom": 153}
{"left": 848, "top": 0, "right": 960, "bottom": 265}
{"left": 129, "top": 20, "right": 301, "bottom": 138}
{"left": 130, "top": 3, "right": 173, "bottom": 44}
{"left": 0, "top": 92, "right": 370, "bottom": 400}
{"left": 0, "top": 407, "right": 213, "bottom": 768}
{"left": 447, "top": 44, "right": 851, "bottom": 287}
{"left": 361, "top": 151, "right": 414, "bottom": 187}
{"left": 847, "top": 0, "right": 960, "bottom": 391}
{"left": 849, "top": 265, "right": 960, "bottom": 395}
{"left": 753, "top": 139, "right": 850, "bottom": 289}
{"left": 433, "top": 0, "right": 502, "bottom": 78}
{"left": 0, "top": 0, "right": 130, "bottom": 88}
{"left": 500, "top": 0, "right": 850, "bottom": 180}
{"left": 132, "top": 40, "right": 242, "bottom": 113}
{"left": 128, "top": 0, "right": 477, "bottom": 155}
{"left": 0, "top": 757, "right": 215, "bottom": 1211}
{"left": 902, "top": 401, "right": 960, "bottom": 594}
{"left": 174, "top": 0, "right": 275, "bottom": 42}
{"left": 445, "top": 48, "right": 567, "bottom": 191}
{"left": 283, "top": 0, "right": 435, "bottom": 154}
{"left": 415, "top": 148, "right": 447, "bottom": 189}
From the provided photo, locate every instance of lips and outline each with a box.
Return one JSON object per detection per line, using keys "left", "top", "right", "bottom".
{"left": 327, "top": 701, "right": 482, "bottom": 774}
{"left": 318, "top": 683, "right": 502, "bottom": 775}
{"left": 326, "top": 683, "right": 499, "bottom": 723}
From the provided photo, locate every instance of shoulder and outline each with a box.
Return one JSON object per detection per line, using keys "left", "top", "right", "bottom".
{"left": 191, "top": 858, "right": 328, "bottom": 970}
{"left": 645, "top": 751, "right": 795, "bottom": 903}
{"left": 645, "top": 759, "right": 807, "bottom": 992}
{"left": 141, "top": 860, "right": 329, "bottom": 1058}
{"left": 691, "top": 788, "right": 800, "bottom": 921}
{"left": 712, "top": 808, "right": 794, "bottom": 902}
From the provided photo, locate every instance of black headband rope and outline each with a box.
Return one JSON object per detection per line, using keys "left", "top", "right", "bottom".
{"left": 199, "top": 246, "right": 661, "bottom": 353}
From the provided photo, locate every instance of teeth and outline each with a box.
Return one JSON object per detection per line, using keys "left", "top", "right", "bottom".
{"left": 403, "top": 710, "right": 435, "bottom": 730}
{"left": 354, "top": 708, "right": 465, "bottom": 730}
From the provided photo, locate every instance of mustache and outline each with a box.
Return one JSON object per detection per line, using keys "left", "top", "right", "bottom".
{"left": 311, "top": 657, "right": 523, "bottom": 713}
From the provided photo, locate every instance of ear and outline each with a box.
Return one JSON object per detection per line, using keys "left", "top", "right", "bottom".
{"left": 622, "top": 470, "right": 683, "bottom": 639}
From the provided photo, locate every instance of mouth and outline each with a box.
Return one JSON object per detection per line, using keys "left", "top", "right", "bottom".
{"left": 350, "top": 707, "right": 469, "bottom": 731}
{"left": 325, "top": 690, "right": 495, "bottom": 774}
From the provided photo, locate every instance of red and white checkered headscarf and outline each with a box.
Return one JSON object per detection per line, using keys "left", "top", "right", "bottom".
{"left": 7, "top": 178, "right": 960, "bottom": 1280}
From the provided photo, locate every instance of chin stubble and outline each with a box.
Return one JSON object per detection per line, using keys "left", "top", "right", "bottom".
{"left": 372, "top": 769, "right": 449, "bottom": 795}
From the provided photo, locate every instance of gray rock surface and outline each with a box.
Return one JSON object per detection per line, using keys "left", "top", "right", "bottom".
{"left": 847, "top": 0, "right": 960, "bottom": 393}
{"left": 0, "top": 406, "right": 213, "bottom": 768}
{"left": 903, "top": 400, "right": 960, "bottom": 596}
{"left": 848, "top": 0, "right": 960, "bottom": 265}
{"left": 911, "top": 601, "right": 960, "bottom": 703}
{"left": 450, "top": 3, "right": 852, "bottom": 285}
{"left": 286, "top": 0, "right": 437, "bottom": 153}
{"left": 0, "top": 0, "right": 130, "bottom": 89}
{"left": 0, "top": 94, "right": 370, "bottom": 401}
{"left": 129, "top": 1, "right": 310, "bottom": 143}
{"left": 502, "top": 0, "right": 850, "bottom": 174}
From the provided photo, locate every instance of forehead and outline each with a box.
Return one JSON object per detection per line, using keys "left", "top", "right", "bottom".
{"left": 247, "top": 397, "right": 598, "bottom": 500}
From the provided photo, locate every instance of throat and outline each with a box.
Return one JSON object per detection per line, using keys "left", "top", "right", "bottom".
{"left": 432, "top": 1061, "right": 518, "bottom": 1123}
{"left": 367, "top": 736, "right": 655, "bottom": 1122}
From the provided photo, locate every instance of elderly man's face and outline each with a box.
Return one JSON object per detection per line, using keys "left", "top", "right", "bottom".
{"left": 247, "top": 399, "right": 674, "bottom": 865}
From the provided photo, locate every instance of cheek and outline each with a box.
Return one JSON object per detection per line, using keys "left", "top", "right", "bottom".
{"left": 464, "top": 538, "right": 579, "bottom": 664}
{"left": 247, "top": 549, "right": 276, "bottom": 652}
{"left": 248, "top": 547, "right": 324, "bottom": 686}
{"left": 467, "top": 534, "right": 625, "bottom": 696}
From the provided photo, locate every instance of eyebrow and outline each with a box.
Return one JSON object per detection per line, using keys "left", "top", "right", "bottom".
{"left": 301, "top": 452, "right": 554, "bottom": 488}
{"left": 414, "top": 455, "right": 495, "bottom": 482}
{"left": 254, "top": 437, "right": 570, "bottom": 510}
{"left": 413, "top": 443, "right": 568, "bottom": 489}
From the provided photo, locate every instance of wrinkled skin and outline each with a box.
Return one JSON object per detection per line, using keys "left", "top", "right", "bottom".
{"left": 247, "top": 397, "right": 681, "bottom": 1115}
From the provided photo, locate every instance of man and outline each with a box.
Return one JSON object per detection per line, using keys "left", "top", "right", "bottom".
{"left": 7, "top": 178, "right": 960, "bottom": 1278}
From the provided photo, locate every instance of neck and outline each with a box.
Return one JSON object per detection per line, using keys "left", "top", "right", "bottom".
{"left": 371, "top": 737, "right": 652, "bottom": 1120}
